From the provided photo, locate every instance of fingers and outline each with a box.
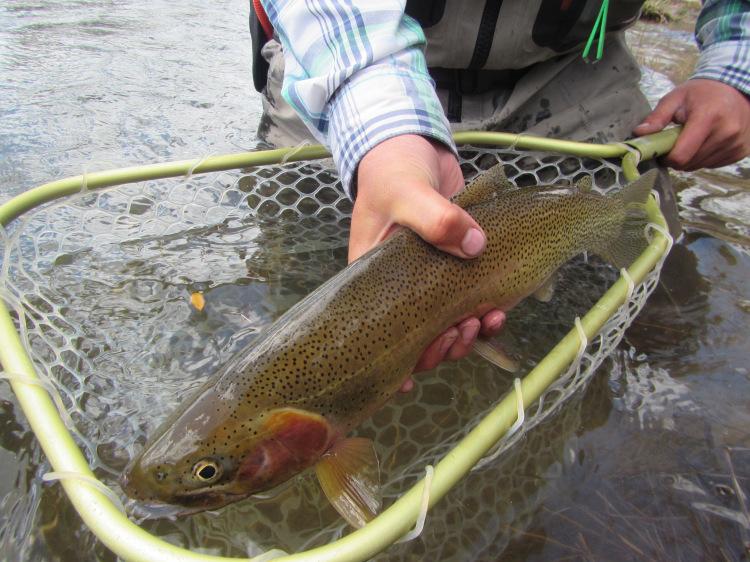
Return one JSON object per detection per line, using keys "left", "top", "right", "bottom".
{"left": 446, "top": 318, "right": 480, "bottom": 361}
{"left": 480, "top": 309, "right": 506, "bottom": 337}
{"left": 633, "top": 89, "right": 686, "bottom": 136}
{"left": 673, "top": 106, "right": 748, "bottom": 170}
{"left": 663, "top": 106, "right": 714, "bottom": 169}
{"left": 411, "top": 311, "right": 504, "bottom": 377}
{"left": 670, "top": 128, "right": 725, "bottom": 171}
{"left": 665, "top": 101, "right": 749, "bottom": 170}
{"left": 413, "top": 319, "right": 477, "bottom": 372}
{"left": 634, "top": 80, "right": 750, "bottom": 171}
{"left": 399, "top": 377, "right": 414, "bottom": 393}
{"left": 694, "top": 143, "right": 747, "bottom": 170}
{"left": 413, "top": 326, "right": 459, "bottom": 373}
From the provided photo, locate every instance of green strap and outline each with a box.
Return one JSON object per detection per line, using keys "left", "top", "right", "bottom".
{"left": 582, "top": 0, "right": 610, "bottom": 62}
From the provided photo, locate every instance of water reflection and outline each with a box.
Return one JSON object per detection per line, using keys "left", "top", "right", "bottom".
{"left": 0, "top": 0, "right": 260, "bottom": 197}
{"left": 503, "top": 232, "right": 750, "bottom": 561}
{"left": 625, "top": 238, "right": 711, "bottom": 365}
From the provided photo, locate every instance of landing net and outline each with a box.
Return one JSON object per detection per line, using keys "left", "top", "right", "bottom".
{"left": 0, "top": 131, "right": 674, "bottom": 561}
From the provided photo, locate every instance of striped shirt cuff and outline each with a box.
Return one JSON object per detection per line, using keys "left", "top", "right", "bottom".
{"left": 692, "top": 40, "right": 750, "bottom": 97}
{"left": 327, "top": 56, "right": 456, "bottom": 198}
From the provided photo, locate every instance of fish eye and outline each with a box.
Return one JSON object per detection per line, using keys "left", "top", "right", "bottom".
{"left": 192, "top": 459, "right": 222, "bottom": 483}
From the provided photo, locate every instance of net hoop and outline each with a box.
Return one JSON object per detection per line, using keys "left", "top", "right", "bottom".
{"left": 0, "top": 129, "right": 679, "bottom": 562}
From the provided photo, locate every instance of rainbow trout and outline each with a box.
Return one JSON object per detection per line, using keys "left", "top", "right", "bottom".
{"left": 121, "top": 165, "right": 657, "bottom": 527}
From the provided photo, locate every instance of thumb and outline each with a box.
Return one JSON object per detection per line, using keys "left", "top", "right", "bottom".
{"left": 393, "top": 182, "right": 486, "bottom": 258}
{"left": 633, "top": 88, "right": 686, "bottom": 136}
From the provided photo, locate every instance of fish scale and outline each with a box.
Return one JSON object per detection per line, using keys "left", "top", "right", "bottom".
{"left": 122, "top": 165, "right": 657, "bottom": 527}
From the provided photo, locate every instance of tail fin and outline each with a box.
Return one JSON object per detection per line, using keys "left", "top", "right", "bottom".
{"left": 594, "top": 169, "right": 659, "bottom": 269}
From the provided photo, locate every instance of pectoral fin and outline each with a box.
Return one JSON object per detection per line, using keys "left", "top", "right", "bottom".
{"left": 315, "top": 437, "right": 381, "bottom": 528}
{"left": 532, "top": 273, "right": 557, "bottom": 303}
{"left": 473, "top": 338, "right": 519, "bottom": 373}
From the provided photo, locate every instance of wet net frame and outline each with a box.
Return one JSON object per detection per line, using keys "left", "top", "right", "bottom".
{"left": 0, "top": 129, "right": 677, "bottom": 562}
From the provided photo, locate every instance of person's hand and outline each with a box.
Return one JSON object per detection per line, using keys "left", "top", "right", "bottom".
{"left": 351, "top": 134, "right": 506, "bottom": 392}
{"left": 633, "top": 79, "right": 750, "bottom": 170}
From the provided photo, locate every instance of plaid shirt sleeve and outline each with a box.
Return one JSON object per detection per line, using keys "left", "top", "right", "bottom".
{"left": 693, "top": 0, "right": 750, "bottom": 95}
{"left": 260, "top": 0, "right": 454, "bottom": 197}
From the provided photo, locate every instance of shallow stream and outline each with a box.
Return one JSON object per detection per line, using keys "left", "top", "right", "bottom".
{"left": 1, "top": 2, "right": 748, "bottom": 560}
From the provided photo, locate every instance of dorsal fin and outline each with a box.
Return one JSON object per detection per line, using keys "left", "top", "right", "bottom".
{"left": 451, "top": 163, "right": 513, "bottom": 209}
{"left": 574, "top": 175, "right": 593, "bottom": 192}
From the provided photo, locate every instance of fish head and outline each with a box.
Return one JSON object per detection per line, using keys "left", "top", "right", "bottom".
{"left": 120, "top": 385, "right": 335, "bottom": 515}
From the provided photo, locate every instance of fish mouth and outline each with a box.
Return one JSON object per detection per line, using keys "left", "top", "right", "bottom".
{"left": 120, "top": 469, "right": 248, "bottom": 518}
{"left": 125, "top": 490, "right": 248, "bottom": 520}
{"left": 125, "top": 499, "right": 195, "bottom": 520}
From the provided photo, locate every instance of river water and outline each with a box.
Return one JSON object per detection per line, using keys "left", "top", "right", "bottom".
{"left": 1, "top": 2, "right": 749, "bottom": 561}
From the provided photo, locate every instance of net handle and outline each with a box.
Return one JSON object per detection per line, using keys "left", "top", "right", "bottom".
{"left": 0, "top": 128, "right": 679, "bottom": 562}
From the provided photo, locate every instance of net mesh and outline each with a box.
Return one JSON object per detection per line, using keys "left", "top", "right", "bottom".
{"left": 0, "top": 147, "right": 665, "bottom": 559}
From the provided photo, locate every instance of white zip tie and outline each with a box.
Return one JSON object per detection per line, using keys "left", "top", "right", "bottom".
{"left": 0, "top": 223, "right": 10, "bottom": 284}
{"left": 508, "top": 378, "right": 525, "bottom": 437}
{"left": 472, "top": 377, "right": 526, "bottom": 471}
{"left": 42, "top": 471, "right": 126, "bottom": 514}
{"left": 574, "top": 317, "right": 587, "bottom": 364}
{"left": 80, "top": 166, "right": 89, "bottom": 193}
{"left": 507, "top": 132, "right": 526, "bottom": 151}
{"left": 280, "top": 140, "right": 313, "bottom": 164}
{"left": 186, "top": 152, "right": 215, "bottom": 178}
{"left": 645, "top": 222, "right": 674, "bottom": 255}
{"left": 0, "top": 371, "right": 76, "bottom": 431}
{"left": 397, "top": 464, "right": 435, "bottom": 543}
{"left": 614, "top": 142, "right": 642, "bottom": 167}
{"left": 249, "top": 549, "right": 290, "bottom": 561}
{"left": 620, "top": 268, "right": 635, "bottom": 301}
{"left": 650, "top": 187, "right": 661, "bottom": 208}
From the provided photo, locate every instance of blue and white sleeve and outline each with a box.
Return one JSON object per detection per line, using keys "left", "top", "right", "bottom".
{"left": 260, "top": 0, "right": 454, "bottom": 197}
{"left": 693, "top": 0, "right": 750, "bottom": 96}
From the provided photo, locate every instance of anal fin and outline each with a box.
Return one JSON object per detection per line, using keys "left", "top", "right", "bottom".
{"left": 532, "top": 272, "right": 557, "bottom": 303}
{"left": 473, "top": 338, "right": 519, "bottom": 373}
{"left": 315, "top": 437, "right": 381, "bottom": 528}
